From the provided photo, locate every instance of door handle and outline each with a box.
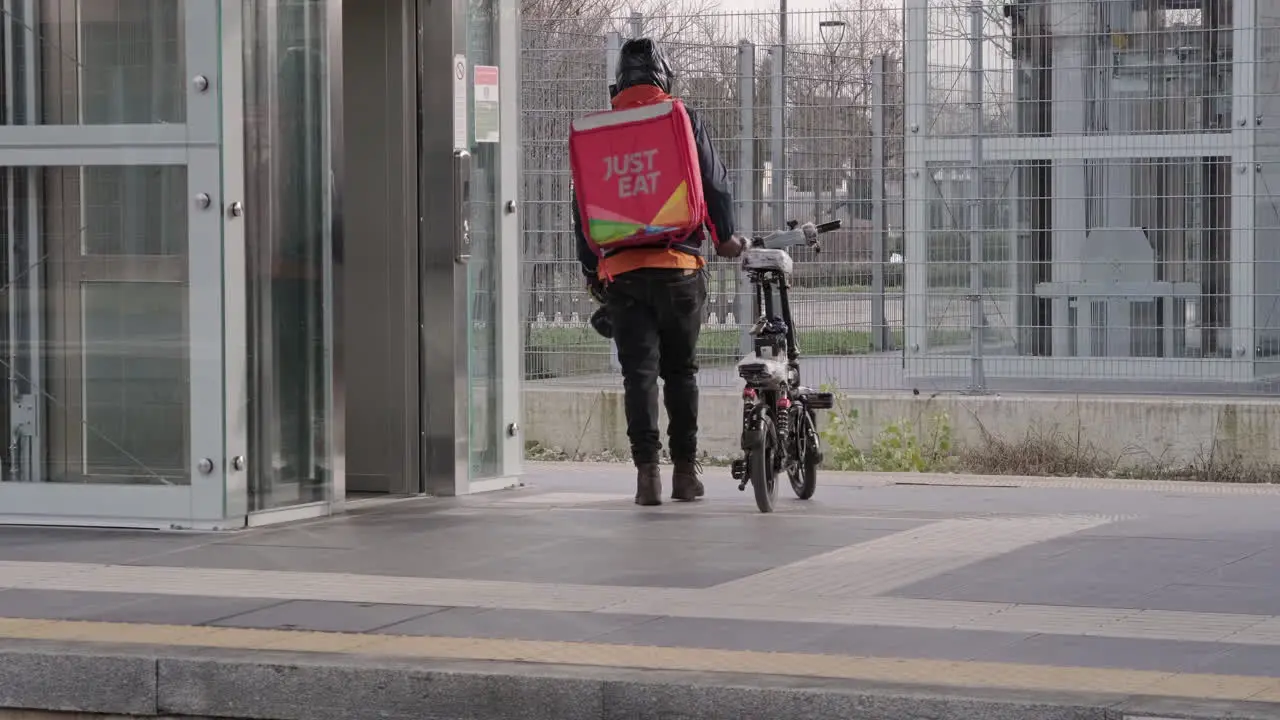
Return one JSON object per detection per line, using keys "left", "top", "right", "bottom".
{"left": 453, "top": 149, "right": 472, "bottom": 264}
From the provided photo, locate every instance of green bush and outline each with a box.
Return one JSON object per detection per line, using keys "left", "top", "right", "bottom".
{"left": 817, "top": 386, "right": 955, "bottom": 472}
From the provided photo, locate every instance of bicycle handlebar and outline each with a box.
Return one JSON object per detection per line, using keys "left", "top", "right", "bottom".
{"left": 750, "top": 219, "right": 842, "bottom": 253}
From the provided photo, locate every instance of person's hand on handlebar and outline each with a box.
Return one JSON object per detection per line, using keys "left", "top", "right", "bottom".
{"left": 716, "top": 234, "right": 746, "bottom": 259}
{"left": 584, "top": 275, "right": 607, "bottom": 304}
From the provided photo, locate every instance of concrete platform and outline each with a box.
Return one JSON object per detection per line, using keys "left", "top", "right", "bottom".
{"left": 5, "top": 462, "right": 1280, "bottom": 719}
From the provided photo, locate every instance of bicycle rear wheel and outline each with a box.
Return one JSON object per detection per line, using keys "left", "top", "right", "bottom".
{"left": 789, "top": 408, "right": 819, "bottom": 500}
{"left": 749, "top": 416, "right": 778, "bottom": 513}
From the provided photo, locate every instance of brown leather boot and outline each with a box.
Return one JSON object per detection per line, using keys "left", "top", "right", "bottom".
{"left": 635, "top": 463, "right": 663, "bottom": 506}
{"left": 671, "top": 459, "right": 705, "bottom": 501}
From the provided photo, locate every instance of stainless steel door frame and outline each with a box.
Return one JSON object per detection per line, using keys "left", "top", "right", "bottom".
{"left": 220, "top": 0, "right": 250, "bottom": 522}
{"left": 325, "top": 0, "right": 345, "bottom": 505}
{"left": 416, "top": 0, "right": 522, "bottom": 493}
{"left": 495, "top": 0, "right": 522, "bottom": 481}
{"left": 418, "top": 0, "right": 469, "bottom": 497}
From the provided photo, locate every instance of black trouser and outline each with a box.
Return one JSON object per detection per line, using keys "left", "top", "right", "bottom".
{"left": 606, "top": 267, "right": 707, "bottom": 466}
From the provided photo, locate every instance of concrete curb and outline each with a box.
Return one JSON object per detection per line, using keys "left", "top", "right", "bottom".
{"left": 3, "top": 640, "right": 1280, "bottom": 720}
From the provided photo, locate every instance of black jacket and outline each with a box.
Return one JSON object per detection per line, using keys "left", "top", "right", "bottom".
{"left": 574, "top": 100, "right": 737, "bottom": 278}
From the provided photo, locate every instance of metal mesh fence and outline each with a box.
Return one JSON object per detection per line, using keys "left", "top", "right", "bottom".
{"left": 521, "top": 8, "right": 909, "bottom": 388}
{"left": 908, "top": 0, "right": 1278, "bottom": 394}
{"left": 521, "top": 1, "right": 1280, "bottom": 396}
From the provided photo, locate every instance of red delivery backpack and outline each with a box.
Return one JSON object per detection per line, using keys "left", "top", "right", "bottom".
{"left": 569, "top": 99, "right": 707, "bottom": 257}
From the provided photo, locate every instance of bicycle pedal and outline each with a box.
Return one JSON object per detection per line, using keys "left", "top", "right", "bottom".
{"left": 730, "top": 458, "right": 747, "bottom": 481}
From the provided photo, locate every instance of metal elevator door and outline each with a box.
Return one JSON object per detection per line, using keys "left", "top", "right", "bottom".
{"left": 340, "top": 0, "right": 421, "bottom": 495}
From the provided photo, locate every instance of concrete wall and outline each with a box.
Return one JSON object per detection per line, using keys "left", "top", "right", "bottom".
{"left": 523, "top": 387, "right": 1280, "bottom": 466}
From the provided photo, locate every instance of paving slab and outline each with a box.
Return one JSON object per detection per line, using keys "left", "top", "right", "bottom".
{"left": 3, "top": 462, "right": 1280, "bottom": 719}
{"left": 209, "top": 600, "right": 448, "bottom": 633}
{"left": 372, "top": 607, "right": 661, "bottom": 642}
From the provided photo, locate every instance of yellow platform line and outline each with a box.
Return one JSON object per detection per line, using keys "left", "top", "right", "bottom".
{"left": 3, "top": 617, "right": 1280, "bottom": 703}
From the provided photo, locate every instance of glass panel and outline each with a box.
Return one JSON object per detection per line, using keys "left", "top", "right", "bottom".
{"left": 0, "top": 164, "right": 191, "bottom": 486}
{"left": 82, "top": 282, "right": 186, "bottom": 478}
{"left": 2, "top": 0, "right": 186, "bottom": 126}
{"left": 82, "top": 166, "right": 188, "bottom": 255}
{"left": 466, "top": 0, "right": 502, "bottom": 478}
{"left": 243, "top": 0, "right": 332, "bottom": 512}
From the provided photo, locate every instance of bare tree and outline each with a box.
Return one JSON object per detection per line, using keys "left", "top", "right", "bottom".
{"left": 782, "top": 0, "right": 901, "bottom": 201}
{"left": 921, "top": 0, "right": 1017, "bottom": 136}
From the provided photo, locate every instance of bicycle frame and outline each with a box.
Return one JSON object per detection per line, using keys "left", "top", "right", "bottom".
{"left": 745, "top": 265, "right": 801, "bottom": 386}
{"left": 735, "top": 219, "right": 840, "bottom": 395}
{"left": 731, "top": 221, "right": 839, "bottom": 506}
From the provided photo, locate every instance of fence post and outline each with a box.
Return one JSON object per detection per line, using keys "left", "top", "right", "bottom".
{"left": 737, "top": 40, "right": 756, "bottom": 357}
{"left": 606, "top": 31, "right": 621, "bottom": 92}
{"left": 769, "top": 45, "right": 785, "bottom": 230}
{"left": 966, "top": 1, "right": 988, "bottom": 393}
{"left": 605, "top": 31, "right": 623, "bottom": 372}
{"left": 871, "top": 54, "right": 892, "bottom": 352}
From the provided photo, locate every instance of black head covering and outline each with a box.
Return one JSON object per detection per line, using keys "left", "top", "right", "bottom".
{"left": 614, "top": 38, "right": 674, "bottom": 95}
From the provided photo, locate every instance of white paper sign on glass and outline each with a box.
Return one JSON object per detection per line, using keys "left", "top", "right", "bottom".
{"left": 453, "top": 54, "right": 468, "bottom": 150}
{"left": 474, "top": 65, "right": 500, "bottom": 143}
